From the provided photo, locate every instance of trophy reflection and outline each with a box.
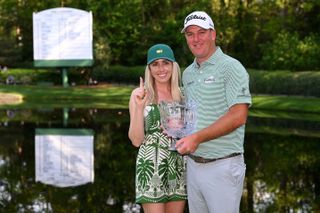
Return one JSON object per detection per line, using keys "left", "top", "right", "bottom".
{"left": 159, "top": 100, "right": 197, "bottom": 151}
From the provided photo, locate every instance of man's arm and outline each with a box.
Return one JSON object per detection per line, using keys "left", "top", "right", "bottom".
{"left": 175, "top": 103, "right": 249, "bottom": 154}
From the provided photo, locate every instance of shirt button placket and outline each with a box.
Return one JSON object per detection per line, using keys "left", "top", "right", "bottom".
{"left": 198, "top": 67, "right": 203, "bottom": 83}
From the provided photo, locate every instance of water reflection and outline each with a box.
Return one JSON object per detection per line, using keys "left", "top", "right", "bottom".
{"left": 0, "top": 108, "right": 319, "bottom": 212}
{"left": 35, "top": 128, "right": 94, "bottom": 187}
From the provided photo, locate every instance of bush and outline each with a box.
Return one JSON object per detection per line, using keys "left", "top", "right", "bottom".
{"left": 259, "top": 31, "right": 320, "bottom": 71}
{"left": 249, "top": 70, "right": 320, "bottom": 97}
{"left": 20, "top": 76, "right": 32, "bottom": 84}
{"left": 92, "top": 65, "right": 145, "bottom": 85}
{"left": 93, "top": 65, "right": 320, "bottom": 97}
{"left": 2, "top": 67, "right": 320, "bottom": 98}
{"left": 0, "top": 68, "right": 87, "bottom": 85}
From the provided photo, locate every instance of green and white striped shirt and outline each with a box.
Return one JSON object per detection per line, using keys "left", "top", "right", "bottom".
{"left": 182, "top": 47, "right": 252, "bottom": 158}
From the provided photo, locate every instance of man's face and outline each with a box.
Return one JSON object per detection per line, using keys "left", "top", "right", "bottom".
{"left": 184, "top": 25, "right": 216, "bottom": 64}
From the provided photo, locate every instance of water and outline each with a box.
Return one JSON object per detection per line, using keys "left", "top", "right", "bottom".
{"left": 0, "top": 108, "right": 319, "bottom": 212}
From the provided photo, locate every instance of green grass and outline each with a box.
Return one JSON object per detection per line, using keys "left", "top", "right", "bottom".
{"left": 0, "top": 84, "right": 133, "bottom": 109}
{"left": 1, "top": 85, "right": 320, "bottom": 117}
{"left": 249, "top": 95, "right": 320, "bottom": 121}
{"left": 252, "top": 95, "right": 320, "bottom": 113}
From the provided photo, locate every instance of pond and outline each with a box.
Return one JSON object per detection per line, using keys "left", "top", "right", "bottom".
{"left": 0, "top": 107, "right": 319, "bottom": 213}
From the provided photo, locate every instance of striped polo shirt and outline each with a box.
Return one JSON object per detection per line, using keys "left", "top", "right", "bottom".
{"left": 182, "top": 47, "right": 252, "bottom": 159}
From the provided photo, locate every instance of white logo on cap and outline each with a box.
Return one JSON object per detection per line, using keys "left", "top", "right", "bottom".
{"left": 185, "top": 14, "right": 206, "bottom": 24}
{"left": 156, "top": 49, "right": 163, "bottom": 54}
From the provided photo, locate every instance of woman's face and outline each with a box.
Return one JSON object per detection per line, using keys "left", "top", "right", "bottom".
{"left": 149, "top": 59, "right": 173, "bottom": 84}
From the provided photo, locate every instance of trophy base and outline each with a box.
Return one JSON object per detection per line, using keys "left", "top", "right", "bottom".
{"left": 168, "top": 147, "right": 177, "bottom": 152}
{"left": 168, "top": 139, "right": 178, "bottom": 152}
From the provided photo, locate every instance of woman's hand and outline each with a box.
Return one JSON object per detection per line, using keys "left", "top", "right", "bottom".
{"left": 128, "top": 77, "right": 148, "bottom": 147}
{"left": 132, "top": 77, "right": 148, "bottom": 107}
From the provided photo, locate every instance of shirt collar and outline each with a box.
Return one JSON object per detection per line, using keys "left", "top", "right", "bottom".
{"left": 192, "top": 46, "right": 223, "bottom": 68}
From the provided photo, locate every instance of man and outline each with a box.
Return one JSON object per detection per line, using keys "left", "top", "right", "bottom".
{"left": 175, "top": 11, "right": 252, "bottom": 213}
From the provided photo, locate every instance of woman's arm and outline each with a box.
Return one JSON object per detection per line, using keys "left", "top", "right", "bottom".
{"left": 128, "top": 78, "right": 148, "bottom": 147}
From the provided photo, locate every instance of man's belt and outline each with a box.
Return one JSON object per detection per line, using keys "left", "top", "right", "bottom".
{"left": 189, "top": 152, "right": 242, "bottom": 164}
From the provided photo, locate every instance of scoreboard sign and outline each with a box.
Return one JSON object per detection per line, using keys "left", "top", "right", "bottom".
{"left": 33, "top": 7, "right": 93, "bottom": 67}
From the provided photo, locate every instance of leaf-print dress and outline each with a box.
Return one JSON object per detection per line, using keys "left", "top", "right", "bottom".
{"left": 136, "top": 104, "right": 187, "bottom": 203}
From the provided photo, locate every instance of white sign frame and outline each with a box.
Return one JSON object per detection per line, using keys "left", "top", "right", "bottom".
{"left": 33, "top": 7, "right": 93, "bottom": 67}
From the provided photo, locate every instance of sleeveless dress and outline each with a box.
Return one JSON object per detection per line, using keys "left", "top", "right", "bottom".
{"left": 135, "top": 104, "right": 187, "bottom": 203}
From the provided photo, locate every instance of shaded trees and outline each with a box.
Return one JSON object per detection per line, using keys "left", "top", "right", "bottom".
{"left": 0, "top": 0, "right": 319, "bottom": 70}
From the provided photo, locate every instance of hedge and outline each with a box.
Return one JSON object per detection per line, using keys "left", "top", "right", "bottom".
{"left": 1, "top": 67, "right": 319, "bottom": 97}
{"left": 248, "top": 69, "right": 320, "bottom": 97}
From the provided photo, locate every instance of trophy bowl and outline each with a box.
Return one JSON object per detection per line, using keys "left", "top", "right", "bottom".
{"left": 159, "top": 100, "right": 197, "bottom": 151}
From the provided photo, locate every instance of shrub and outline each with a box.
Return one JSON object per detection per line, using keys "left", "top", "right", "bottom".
{"left": 2, "top": 67, "right": 320, "bottom": 98}
{"left": 92, "top": 65, "right": 145, "bottom": 85}
{"left": 259, "top": 31, "right": 320, "bottom": 71}
{"left": 249, "top": 70, "right": 320, "bottom": 97}
{"left": 20, "top": 76, "right": 32, "bottom": 85}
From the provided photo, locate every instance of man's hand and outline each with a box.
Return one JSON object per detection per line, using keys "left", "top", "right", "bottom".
{"left": 175, "top": 104, "right": 249, "bottom": 155}
{"left": 175, "top": 133, "right": 199, "bottom": 155}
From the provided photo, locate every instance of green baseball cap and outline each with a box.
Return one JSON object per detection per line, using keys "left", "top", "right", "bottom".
{"left": 147, "top": 44, "right": 176, "bottom": 65}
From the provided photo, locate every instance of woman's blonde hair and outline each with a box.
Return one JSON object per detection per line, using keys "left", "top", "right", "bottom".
{"left": 144, "top": 61, "right": 183, "bottom": 104}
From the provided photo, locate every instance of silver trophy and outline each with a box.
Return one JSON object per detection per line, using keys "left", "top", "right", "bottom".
{"left": 159, "top": 100, "right": 197, "bottom": 151}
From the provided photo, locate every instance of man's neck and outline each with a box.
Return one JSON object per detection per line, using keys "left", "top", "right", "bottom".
{"left": 196, "top": 45, "right": 217, "bottom": 65}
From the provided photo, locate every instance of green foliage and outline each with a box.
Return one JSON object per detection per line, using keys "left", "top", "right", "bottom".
{"left": 93, "top": 36, "right": 111, "bottom": 69}
{"left": 0, "top": 0, "right": 319, "bottom": 70}
{"left": 259, "top": 32, "right": 320, "bottom": 70}
{"left": 2, "top": 68, "right": 320, "bottom": 98}
{"left": 92, "top": 65, "right": 145, "bottom": 85}
{"left": 249, "top": 69, "right": 320, "bottom": 97}
{"left": 0, "top": 68, "right": 90, "bottom": 85}
{"left": 93, "top": 66, "right": 320, "bottom": 98}
{"left": 0, "top": 37, "right": 22, "bottom": 65}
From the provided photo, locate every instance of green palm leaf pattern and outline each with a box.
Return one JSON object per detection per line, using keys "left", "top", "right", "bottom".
{"left": 135, "top": 104, "right": 187, "bottom": 203}
{"left": 168, "top": 153, "right": 182, "bottom": 180}
{"left": 136, "top": 157, "right": 154, "bottom": 190}
{"left": 144, "top": 105, "right": 160, "bottom": 134}
{"left": 158, "top": 158, "right": 169, "bottom": 188}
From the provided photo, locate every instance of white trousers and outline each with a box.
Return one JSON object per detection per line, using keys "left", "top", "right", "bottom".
{"left": 187, "top": 154, "right": 246, "bottom": 213}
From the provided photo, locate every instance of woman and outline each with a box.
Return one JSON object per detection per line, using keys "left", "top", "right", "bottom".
{"left": 128, "top": 44, "right": 187, "bottom": 213}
